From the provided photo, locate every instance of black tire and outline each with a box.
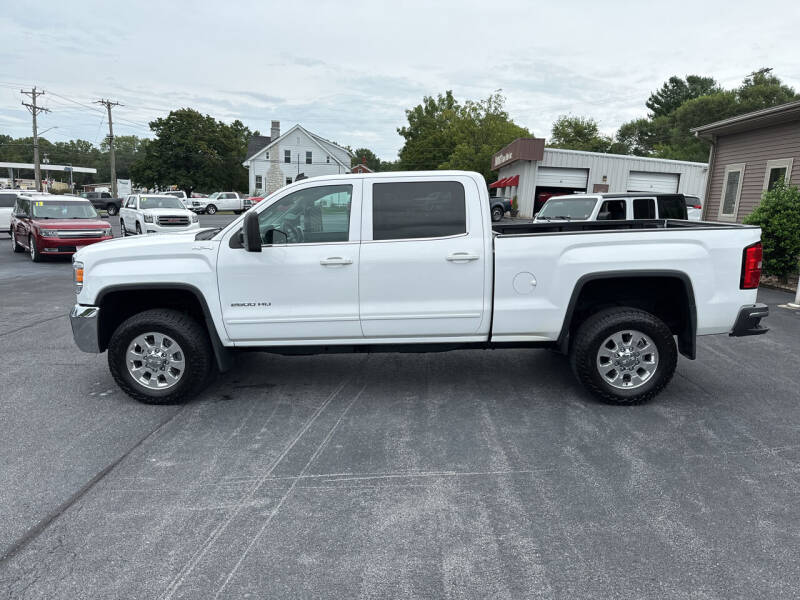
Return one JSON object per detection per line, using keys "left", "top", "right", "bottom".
{"left": 205, "top": 204, "right": 217, "bottom": 215}
{"left": 570, "top": 307, "right": 677, "bottom": 405}
{"left": 29, "top": 235, "right": 41, "bottom": 262}
{"left": 106, "top": 203, "right": 118, "bottom": 216}
{"left": 136, "top": 222, "right": 142, "bottom": 235}
{"left": 11, "top": 230, "right": 23, "bottom": 253}
{"left": 108, "top": 309, "right": 213, "bottom": 405}
{"left": 491, "top": 206, "right": 504, "bottom": 222}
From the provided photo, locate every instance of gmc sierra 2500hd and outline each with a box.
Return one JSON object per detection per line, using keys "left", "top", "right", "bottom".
{"left": 69, "top": 171, "right": 768, "bottom": 405}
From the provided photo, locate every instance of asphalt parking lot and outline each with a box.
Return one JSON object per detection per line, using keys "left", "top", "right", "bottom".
{"left": 1, "top": 217, "right": 800, "bottom": 599}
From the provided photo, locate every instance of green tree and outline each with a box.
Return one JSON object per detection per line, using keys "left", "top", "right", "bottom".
{"left": 549, "top": 115, "right": 613, "bottom": 152}
{"left": 397, "top": 91, "right": 529, "bottom": 181}
{"left": 351, "top": 148, "right": 381, "bottom": 171}
{"left": 743, "top": 181, "right": 800, "bottom": 280}
{"left": 397, "top": 90, "right": 460, "bottom": 171}
{"left": 100, "top": 135, "right": 147, "bottom": 181}
{"left": 131, "top": 109, "right": 253, "bottom": 195}
{"left": 646, "top": 75, "right": 720, "bottom": 117}
{"left": 439, "top": 93, "right": 530, "bottom": 180}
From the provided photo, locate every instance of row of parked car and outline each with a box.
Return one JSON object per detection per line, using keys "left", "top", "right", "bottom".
{"left": 79, "top": 190, "right": 254, "bottom": 216}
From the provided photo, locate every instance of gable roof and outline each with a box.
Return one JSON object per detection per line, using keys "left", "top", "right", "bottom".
{"left": 243, "top": 124, "right": 353, "bottom": 168}
{"left": 246, "top": 135, "right": 271, "bottom": 159}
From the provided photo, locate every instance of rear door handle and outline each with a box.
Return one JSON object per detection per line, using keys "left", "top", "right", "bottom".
{"left": 320, "top": 257, "right": 353, "bottom": 266}
{"left": 446, "top": 252, "right": 480, "bottom": 262}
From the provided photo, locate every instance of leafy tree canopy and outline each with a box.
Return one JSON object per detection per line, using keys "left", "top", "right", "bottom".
{"left": 398, "top": 91, "right": 530, "bottom": 181}
{"left": 131, "top": 108, "right": 254, "bottom": 195}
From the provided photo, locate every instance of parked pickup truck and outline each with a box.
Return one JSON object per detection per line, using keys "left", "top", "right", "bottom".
{"left": 80, "top": 191, "right": 123, "bottom": 216}
{"left": 118, "top": 194, "right": 200, "bottom": 236}
{"left": 191, "top": 192, "right": 249, "bottom": 215}
{"left": 69, "top": 171, "right": 768, "bottom": 406}
{"left": 490, "top": 196, "right": 512, "bottom": 222}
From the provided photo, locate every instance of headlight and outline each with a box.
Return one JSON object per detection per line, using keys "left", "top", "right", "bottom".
{"left": 143, "top": 214, "right": 154, "bottom": 223}
{"left": 73, "top": 260, "right": 84, "bottom": 293}
{"left": 40, "top": 229, "right": 59, "bottom": 237}
{"left": 191, "top": 213, "right": 199, "bottom": 223}
{"left": 103, "top": 227, "right": 113, "bottom": 237}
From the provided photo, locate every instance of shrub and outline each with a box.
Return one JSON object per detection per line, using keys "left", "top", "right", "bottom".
{"left": 743, "top": 181, "right": 800, "bottom": 280}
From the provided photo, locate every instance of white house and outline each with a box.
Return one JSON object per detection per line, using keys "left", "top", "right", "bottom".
{"left": 242, "top": 121, "right": 353, "bottom": 195}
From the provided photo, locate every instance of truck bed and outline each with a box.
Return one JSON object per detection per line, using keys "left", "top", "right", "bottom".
{"left": 492, "top": 219, "right": 751, "bottom": 236}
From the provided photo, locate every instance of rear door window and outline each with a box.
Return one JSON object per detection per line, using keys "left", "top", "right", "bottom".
{"left": 371, "top": 181, "right": 466, "bottom": 240}
{"left": 596, "top": 199, "right": 626, "bottom": 220}
{"left": 657, "top": 196, "right": 687, "bottom": 219}
{"left": 0, "top": 193, "right": 17, "bottom": 208}
{"left": 633, "top": 198, "right": 656, "bottom": 219}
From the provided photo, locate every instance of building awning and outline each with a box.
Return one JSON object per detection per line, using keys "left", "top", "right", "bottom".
{"left": 489, "top": 175, "right": 519, "bottom": 189}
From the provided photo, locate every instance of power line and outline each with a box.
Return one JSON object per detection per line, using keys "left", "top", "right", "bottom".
{"left": 20, "top": 87, "right": 51, "bottom": 191}
{"left": 95, "top": 99, "right": 122, "bottom": 196}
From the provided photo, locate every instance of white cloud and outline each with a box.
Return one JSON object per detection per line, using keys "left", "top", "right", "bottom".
{"left": 1, "top": 0, "right": 798, "bottom": 159}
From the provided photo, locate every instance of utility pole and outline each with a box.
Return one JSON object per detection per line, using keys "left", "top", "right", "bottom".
{"left": 21, "top": 87, "right": 51, "bottom": 192}
{"left": 95, "top": 99, "right": 122, "bottom": 197}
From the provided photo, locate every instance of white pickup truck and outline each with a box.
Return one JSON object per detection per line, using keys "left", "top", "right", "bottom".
{"left": 70, "top": 171, "right": 768, "bottom": 406}
{"left": 119, "top": 194, "right": 200, "bottom": 236}
{"left": 191, "top": 192, "right": 249, "bottom": 215}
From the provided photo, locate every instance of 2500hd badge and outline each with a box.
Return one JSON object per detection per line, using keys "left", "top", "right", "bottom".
{"left": 230, "top": 302, "right": 272, "bottom": 307}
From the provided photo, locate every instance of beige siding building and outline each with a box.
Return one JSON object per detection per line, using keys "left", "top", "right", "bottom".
{"left": 693, "top": 100, "right": 800, "bottom": 222}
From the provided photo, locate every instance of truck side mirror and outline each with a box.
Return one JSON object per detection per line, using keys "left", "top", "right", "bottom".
{"left": 242, "top": 211, "right": 262, "bottom": 252}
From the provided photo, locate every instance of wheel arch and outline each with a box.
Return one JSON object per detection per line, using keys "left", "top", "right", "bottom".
{"left": 558, "top": 270, "right": 697, "bottom": 359}
{"left": 95, "top": 283, "right": 232, "bottom": 371}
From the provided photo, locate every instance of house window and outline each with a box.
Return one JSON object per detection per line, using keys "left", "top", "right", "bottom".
{"left": 719, "top": 163, "right": 745, "bottom": 219}
{"left": 265, "top": 151, "right": 269, "bottom": 159}
{"left": 326, "top": 155, "right": 330, "bottom": 164}
{"left": 306, "top": 151, "right": 312, "bottom": 164}
{"left": 286, "top": 177, "right": 293, "bottom": 185}
{"left": 255, "top": 175, "right": 263, "bottom": 190}
{"left": 763, "top": 158, "right": 793, "bottom": 191}
{"left": 284, "top": 150, "right": 291, "bottom": 163}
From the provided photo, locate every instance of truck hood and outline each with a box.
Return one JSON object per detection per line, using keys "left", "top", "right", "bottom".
{"left": 75, "top": 228, "right": 206, "bottom": 260}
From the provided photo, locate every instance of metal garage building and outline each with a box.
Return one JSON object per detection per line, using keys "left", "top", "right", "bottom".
{"left": 490, "top": 138, "right": 709, "bottom": 218}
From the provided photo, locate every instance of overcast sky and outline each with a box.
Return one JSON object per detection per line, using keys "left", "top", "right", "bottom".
{"left": 1, "top": 0, "right": 798, "bottom": 160}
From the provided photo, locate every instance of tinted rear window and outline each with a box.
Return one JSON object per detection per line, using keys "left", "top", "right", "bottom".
{"left": 372, "top": 181, "right": 466, "bottom": 240}
{"left": 633, "top": 198, "right": 656, "bottom": 219}
{"left": 657, "top": 196, "right": 687, "bottom": 219}
{"left": 0, "top": 193, "right": 17, "bottom": 208}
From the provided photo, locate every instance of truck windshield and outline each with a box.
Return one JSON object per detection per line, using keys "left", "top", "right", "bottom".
{"left": 207, "top": 192, "right": 220, "bottom": 200}
{"left": 140, "top": 196, "right": 185, "bottom": 209}
{"left": 32, "top": 201, "right": 98, "bottom": 219}
{"left": 163, "top": 191, "right": 185, "bottom": 199}
{"left": 537, "top": 198, "right": 597, "bottom": 220}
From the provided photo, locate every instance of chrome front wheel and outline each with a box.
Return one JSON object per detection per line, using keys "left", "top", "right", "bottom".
{"left": 596, "top": 329, "right": 659, "bottom": 389}
{"left": 126, "top": 332, "right": 186, "bottom": 390}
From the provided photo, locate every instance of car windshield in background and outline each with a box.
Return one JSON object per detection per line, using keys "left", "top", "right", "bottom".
{"left": 207, "top": 192, "right": 220, "bottom": 200}
{"left": 139, "top": 196, "right": 185, "bottom": 209}
{"left": 31, "top": 201, "right": 98, "bottom": 219}
{"left": 163, "top": 192, "right": 184, "bottom": 198}
{"left": 537, "top": 198, "right": 597, "bottom": 220}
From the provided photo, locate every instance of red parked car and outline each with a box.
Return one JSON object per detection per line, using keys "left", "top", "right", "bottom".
{"left": 10, "top": 194, "right": 113, "bottom": 262}
{"left": 247, "top": 191, "right": 269, "bottom": 205}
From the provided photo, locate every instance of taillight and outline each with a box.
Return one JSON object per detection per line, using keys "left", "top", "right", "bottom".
{"left": 740, "top": 242, "right": 762, "bottom": 289}
{"left": 690, "top": 204, "right": 702, "bottom": 209}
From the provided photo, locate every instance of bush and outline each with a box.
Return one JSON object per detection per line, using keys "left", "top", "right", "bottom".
{"left": 743, "top": 181, "right": 800, "bottom": 280}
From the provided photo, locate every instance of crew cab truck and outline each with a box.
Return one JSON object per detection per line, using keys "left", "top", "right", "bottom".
{"left": 192, "top": 192, "right": 249, "bottom": 215}
{"left": 69, "top": 171, "right": 768, "bottom": 406}
{"left": 118, "top": 194, "right": 200, "bottom": 236}
{"left": 80, "top": 191, "right": 123, "bottom": 216}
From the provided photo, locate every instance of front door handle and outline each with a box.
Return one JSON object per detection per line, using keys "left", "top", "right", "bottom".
{"left": 320, "top": 257, "right": 353, "bottom": 266}
{"left": 446, "top": 252, "right": 480, "bottom": 262}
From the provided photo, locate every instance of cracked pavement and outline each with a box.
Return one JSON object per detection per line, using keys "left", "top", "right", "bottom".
{"left": 1, "top": 220, "right": 800, "bottom": 599}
